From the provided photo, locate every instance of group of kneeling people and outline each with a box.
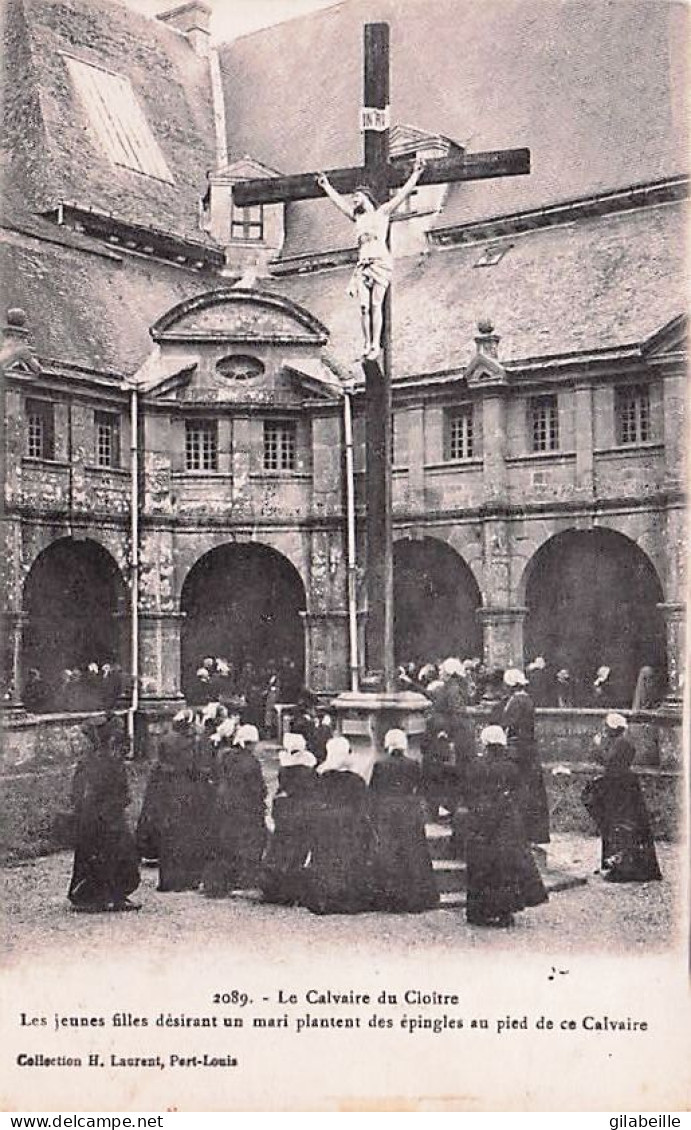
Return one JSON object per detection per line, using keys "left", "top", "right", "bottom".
{"left": 67, "top": 701, "right": 661, "bottom": 928}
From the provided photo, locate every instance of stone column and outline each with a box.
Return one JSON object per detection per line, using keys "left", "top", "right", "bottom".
{"left": 138, "top": 611, "right": 185, "bottom": 705}
{"left": 574, "top": 380, "right": 595, "bottom": 496}
{"left": 3, "top": 610, "right": 27, "bottom": 709}
{"left": 302, "top": 610, "right": 349, "bottom": 693}
{"left": 662, "top": 370, "right": 686, "bottom": 492}
{"left": 477, "top": 606, "right": 527, "bottom": 670}
{"left": 656, "top": 602, "right": 685, "bottom": 704}
{"left": 406, "top": 404, "right": 425, "bottom": 510}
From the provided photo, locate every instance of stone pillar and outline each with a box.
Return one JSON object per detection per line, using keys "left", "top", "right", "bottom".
{"left": 3, "top": 610, "right": 27, "bottom": 709}
{"left": 574, "top": 380, "right": 595, "bottom": 496}
{"left": 302, "top": 610, "right": 349, "bottom": 694}
{"left": 657, "top": 602, "right": 685, "bottom": 704}
{"left": 477, "top": 606, "right": 527, "bottom": 670}
{"left": 138, "top": 611, "right": 185, "bottom": 704}
{"left": 662, "top": 370, "right": 686, "bottom": 491}
{"left": 406, "top": 404, "right": 425, "bottom": 510}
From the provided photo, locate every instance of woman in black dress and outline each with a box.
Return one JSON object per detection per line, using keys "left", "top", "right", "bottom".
{"left": 465, "top": 725, "right": 548, "bottom": 927}
{"left": 304, "top": 735, "right": 375, "bottom": 915}
{"left": 582, "top": 713, "right": 662, "bottom": 883}
{"left": 68, "top": 715, "right": 140, "bottom": 913}
{"left": 369, "top": 729, "right": 438, "bottom": 912}
{"left": 203, "top": 723, "right": 267, "bottom": 898}
{"left": 502, "top": 668, "right": 551, "bottom": 846}
{"left": 156, "top": 709, "right": 208, "bottom": 892}
{"left": 262, "top": 732, "right": 318, "bottom": 905}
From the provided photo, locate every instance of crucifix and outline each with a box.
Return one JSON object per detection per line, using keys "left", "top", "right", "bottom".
{"left": 233, "top": 23, "right": 530, "bottom": 693}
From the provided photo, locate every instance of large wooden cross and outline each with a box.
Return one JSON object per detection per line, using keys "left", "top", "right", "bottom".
{"left": 234, "top": 23, "right": 530, "bottom": 692}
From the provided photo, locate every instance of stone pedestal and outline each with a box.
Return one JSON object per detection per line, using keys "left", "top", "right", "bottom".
{"left": 330, "top": 689, "right": 430, "bottom": 783}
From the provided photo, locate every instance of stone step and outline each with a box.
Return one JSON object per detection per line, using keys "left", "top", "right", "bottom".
{"left": 439, "top": 891, "right": 466, "bottom": 908}
{"left": 431, "top": 858, "right": 467, "bottom": 893}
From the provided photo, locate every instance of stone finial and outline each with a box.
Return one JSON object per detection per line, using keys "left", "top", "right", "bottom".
{"left": 157, "top": 1, "right": 211, "bottom": 56}
{"left": 7, "top": 308, "right": 27, "bottom": 329}
{"left": 475, "top": 318, "right": 501, "bottom": 360}
{"left": 1, "top": 307, "right": 40, "bottom": 373}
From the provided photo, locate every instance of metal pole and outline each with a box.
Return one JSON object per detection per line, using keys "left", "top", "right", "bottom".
{"left": 127, "top": 386, "right": 139, "bottom": 757}
{"left": 343, "top": 387, "right": 359, "bottom": 692}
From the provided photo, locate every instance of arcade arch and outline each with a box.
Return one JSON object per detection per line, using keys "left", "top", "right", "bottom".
{"left": 522, "top": 528, "right": 666, "bottom": 707}
{"left": 22, "top": 537, "right": 129, "bottom": 712}
{"left": 393, "top": 536, "right": 482, "bottom": 666}
{"left": 179, "top": 542, "right": 307, "bottom": 701}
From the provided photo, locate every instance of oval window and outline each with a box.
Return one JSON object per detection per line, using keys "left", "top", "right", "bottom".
{"left": 216, "top": 354, "right": 265, "bottom": 381}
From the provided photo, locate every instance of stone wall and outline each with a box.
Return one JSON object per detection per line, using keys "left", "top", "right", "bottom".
{"left": 1, "top": 704, "right": 682, "bottom": 862}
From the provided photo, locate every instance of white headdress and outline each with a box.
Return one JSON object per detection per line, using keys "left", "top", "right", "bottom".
{"left": 605, "top": 712, "right": 628, "bottom": 732}
{"left": 318, "top": 735, "right": 352, "bottom": 774}
{"left": 480, "top": 725, "right": 508, "bottom": 747}
{"left": 279, "top": 732, "right": 317, "bottom": 769}
{"left": 234, "top": 723, "right": 259, "bottom": 747}
{"left": 383, "top": 728, "right": 408, "bottom": 753}
{"left": 504, "top": 667, "right": 528, "bottom": 688}
{"left": 440, "top": 657, "right": 464, "bottom": 679}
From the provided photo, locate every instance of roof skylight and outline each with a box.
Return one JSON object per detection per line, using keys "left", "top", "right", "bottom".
{"left": 64, "top": 55, "right": 174, "bottom": 184}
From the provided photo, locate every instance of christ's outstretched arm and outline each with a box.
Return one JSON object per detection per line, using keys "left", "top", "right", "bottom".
{"left": 316, "top": 173, "right": 355, "bottom": 219}
{"left": 381, "top": 154, "right": 426, "bottom": 216}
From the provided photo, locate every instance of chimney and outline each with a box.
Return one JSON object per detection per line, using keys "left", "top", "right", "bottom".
{"left": 157, "top": 1, "right": 211, "bottom": 57}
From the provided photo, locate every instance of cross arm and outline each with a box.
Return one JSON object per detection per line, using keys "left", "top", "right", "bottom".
{"left": 232, "top": 147, "right": 530, "bottom": 208}
{"left": 233, "top": 164, "right": 367, "bottom": 208}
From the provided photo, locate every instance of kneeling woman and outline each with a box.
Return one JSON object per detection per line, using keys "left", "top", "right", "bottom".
{"left": 369, "top": 729, "right": 438, "bottom": 912}
{"left": 582, "top": 713, "right": 662, "bottom": 883}
{"left": 262, "top": 732, "right": 318, "bottom": 906}
{"left": 465, "top": 725, "right": 548, "bottom": 928}
{"left": 304, "top": 736, "right": 375, "bottom": 915}
{"left": 203, "top": 723, "right": 267, "bottom": 898}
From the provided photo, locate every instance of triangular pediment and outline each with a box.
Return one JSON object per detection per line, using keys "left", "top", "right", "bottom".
{"left": 213, "top": 156, "right": 283, "bottom": 183}
{"left": 0, "top": 342, "right": 42, "bottom": 376}
{"left": 642, "top": 314, "right": 688, "bottom": 358}
{"left": 152, "top": 288, "right": 329, "bottom": 347}
{"left": 465, "top": 351, "right": 507, "bottom": 387}
{"left": 390, "top": 123, "right": 464, "bottom": 161}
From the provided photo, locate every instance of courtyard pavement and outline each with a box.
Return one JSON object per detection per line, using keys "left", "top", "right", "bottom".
{"left": 1, "top": 834, "right": 683, "bottom": 961}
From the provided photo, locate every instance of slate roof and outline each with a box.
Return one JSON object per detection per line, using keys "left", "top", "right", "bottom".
{"left": 267, "top": 199, "right": 689, "bottom": 378}
{"left": 1, "top": 228, "right": 220, "bottom": 375}
{"left": 220, "top": 0, "right": 689, "bottom": 258}
{"left": 3, "top": 0, "right": 217, "bottom": 244}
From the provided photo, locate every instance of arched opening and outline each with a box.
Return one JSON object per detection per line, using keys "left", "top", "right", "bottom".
{"left": 22, "top": 538, "right": 129, "bottom": 713}
{"left": 523, "top": 528, "right": 666, "bottom": 708}
{"left": 180, "top": 542, "right": 307, "bottom": 701}
{"left": 393, "top": 537, "right": 482, "bottom": 666}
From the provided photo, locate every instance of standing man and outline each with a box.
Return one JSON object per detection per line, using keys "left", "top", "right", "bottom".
{"left": 316, "top": 155, "right": 426, "bottom": 360}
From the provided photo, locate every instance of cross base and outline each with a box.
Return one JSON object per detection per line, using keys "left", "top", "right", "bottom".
{"left": 330, "top": 689, "right": 430, "bottom": 783}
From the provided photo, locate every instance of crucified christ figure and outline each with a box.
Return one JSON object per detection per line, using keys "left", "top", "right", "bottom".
{"left": 316, "top": 154, "right": 426, "bottom": 361}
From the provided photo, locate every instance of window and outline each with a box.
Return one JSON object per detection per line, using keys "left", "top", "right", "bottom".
{"left": 25, "top": 399, "right": 55, "bottom": 460}
{"left": 64, "top": 55, "right": 173, "bottom": 183}
{"left": 529, "top": 395, "right": 559, "bottom": 452}
{"left": 231, "top": 203, "right": 264, "bottom": 241}
{"left": 95, "top": 411, "right": 120, "bottom": 468}
{"left": 264, "top": 420, "right": 296, "bottom": 472}
{"left": 616, "top": 385, "right": 651, "bottom": 445}
{"left": 185, "top": 420, "right": 218, "bottom": 471}
{"left": 444, "top": 406, "right": 474, "bottom": 461}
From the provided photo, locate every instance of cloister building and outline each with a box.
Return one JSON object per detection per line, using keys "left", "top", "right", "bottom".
{"left": 1, "top": 0, "right": 687, "bottom": 851}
